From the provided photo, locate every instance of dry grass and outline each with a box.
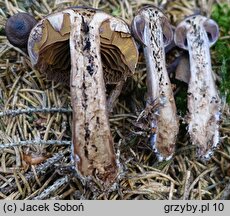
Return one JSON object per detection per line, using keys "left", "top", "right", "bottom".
{"left": 0, "top": 0, "right": 229, "bottom": 200}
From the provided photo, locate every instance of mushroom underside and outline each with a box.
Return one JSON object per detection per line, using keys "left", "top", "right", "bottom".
{"left": 34, "top": 21, "right": 135, "bottom": 86}
{"left": 27, "top": 10, "right": 138, "bottom": 184}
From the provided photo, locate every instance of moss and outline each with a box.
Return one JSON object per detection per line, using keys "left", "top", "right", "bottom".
{"left": 111, "top": 7, "right": 122, "bottom": 17}
{"left": 211, "top": 3, "right": 230, "bottom": 103}
{"left": 175, "top": 84, "right": 187, "bottom": 116}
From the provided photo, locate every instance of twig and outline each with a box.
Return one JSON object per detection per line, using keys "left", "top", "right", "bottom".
{"left": 220, "top": 181, "right": 230, "bottom": 200}
{"left": 182, "top": 170, "right": 192, "bottom": 200}
{"left": 0, "top": 140, "right": 71, "bottom": 149}
{"left": 51, "top": 187, "right": 76, "bottom": 200}
{"left": 187, "top": 166, "right": 216, "bottom": 199}
{"left": 0, "top": 107, "right": 72, "bottom": 117}
{"left": 0, "top": 151, "right": 67, "bottom": 195}
{"left": 128, "top": 171, "right": 178, "bottom": 185}
{"left": 168, "top": 182, "right": 175, "bottom": 200}
{"left": 107, "top": 80, "right": 125, "bottom": 113}
{"left": 33, "top": 176, "right": 69, "bottom": 200}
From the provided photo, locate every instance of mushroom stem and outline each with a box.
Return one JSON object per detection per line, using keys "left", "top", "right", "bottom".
{"left": 69, "top": 12, "right": 117, "bottom": 183}
{"left": 107, "top": 79, "right": 125, "bottom": 113}
{"left": 144, "top": 24, "right": 178, "bottom": 161}
{"left": 132, "top": 7, "right": 179, "bottom": 160}
{"left": 178, "top": 16, "right": 220, "bottom": 160}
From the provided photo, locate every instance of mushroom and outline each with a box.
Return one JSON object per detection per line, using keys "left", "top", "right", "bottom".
{"left": 5, "top": 13, "right": 37, "bottom": 52}
{"left": 6, "top": 8, "right": 138, "bottom": 184}
{"left": 173, "top": 53, "right": 190, "bottom": 84}
{"left": 174, "top": 15, "right": 220, "bottom": 160}
{"left": 132, "top": 6, "right": 179, "bottom": 160}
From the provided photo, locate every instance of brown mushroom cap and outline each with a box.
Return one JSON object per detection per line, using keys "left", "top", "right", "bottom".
{"left": 174, "top": 15, "right": 219, "bottom": 50}
{"left": 27, "top": 8, "right": 138, "bottom": 84}
{"left": 5, "top": 13, "right": 37, "bottom": 51}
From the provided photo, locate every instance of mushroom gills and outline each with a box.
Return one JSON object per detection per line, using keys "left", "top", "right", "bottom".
{"left": 31, "top": 15, "right": 136, "bottom": 85}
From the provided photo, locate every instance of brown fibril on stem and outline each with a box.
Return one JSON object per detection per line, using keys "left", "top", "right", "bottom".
{"left": 174, "top": 15, "right": 220, "bottom": 160}
{"left": 131, "top": 6, "right": 179, "bottom": 161}
{"left": 26, "top": 8, "right": 138, "bottom": 184}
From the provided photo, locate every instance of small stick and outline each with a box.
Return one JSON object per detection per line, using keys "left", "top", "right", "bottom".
{"left": 0, "top": 107, "right": 72, "bottom": 117}
{"left": 33, "top": 176, "right": 69, "bottom": 200}
{"left": 0, "top": 140, "right": 71, "bottom": 149}
{"left": 0, "top": 151, "right": 67, "bottom": 195}
{"left": 220, "top": 182, "right": 230, "bottom": 200}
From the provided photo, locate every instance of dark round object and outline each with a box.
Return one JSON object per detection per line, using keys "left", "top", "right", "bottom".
{"left": 5, "top": 13, "right": 37, "bottom": 49}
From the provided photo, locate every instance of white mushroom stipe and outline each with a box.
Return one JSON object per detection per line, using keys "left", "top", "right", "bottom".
{"left": 132, "top": 6, "right": 179, "bottom": 160}
{"left": 174, "top": 15, "right": 221, "bottom": 160}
